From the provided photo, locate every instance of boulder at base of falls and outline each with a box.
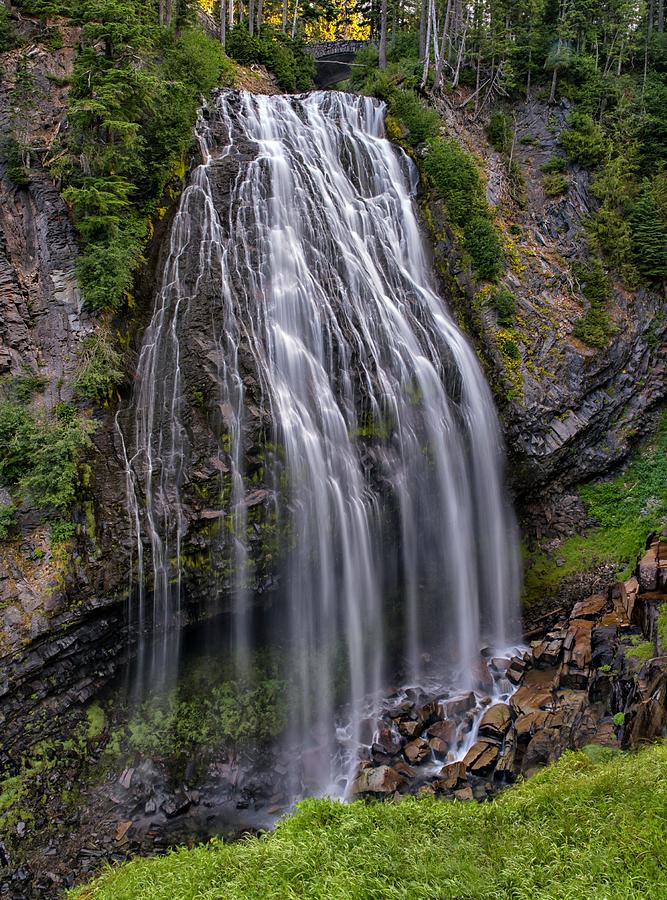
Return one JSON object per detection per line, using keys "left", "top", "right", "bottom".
{"left": 434, "top": 761, "right": 467, "bottom": 791}
{"left": 462, "top": 741, "right": 500, "bottom": 777}
{"left": 351, "top": 765, "right": 404, "bottom": 795}
{"left": 477, "top": 703, "right": 511, "bottom": 743}
{"left": 426, "top": 719, "right": 457, "bottom": 746}
{"left": 441, "top": 692, "right": 477, "bottom": 718}
{"left": 404, "top": 738, "right": 431, "bottom": 765}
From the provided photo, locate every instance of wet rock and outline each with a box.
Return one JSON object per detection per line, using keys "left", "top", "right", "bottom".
{"left": 453, "top": 785, "right": 474, "bottom": 801}
{"left": 352, "top": 765, "right": 404, "bottom": 795}
{"left": 478, "top": 703, "right": 511, "bottom": 742}
{"left": 532, "top": 631, "right": 565, "bottom": 668}
{"left": 441, "top": 692, "right": 477, "bottom": 718}
{"left": 435, "top": 760, "right": 467, "bottom": 790}
{"left": 639, "top": 544, "right": 659, "bottom": 591}
{"left": 114, "top": 821, "right": 133, "bottom": 844}
{"left": 403, "top": 738, "right": 431, "bottom": 765}
{"left": 118, "top": 768, "right": 134, "bottom": 790}
{"left": 506, "top": 655, "right": 530, "bottom": 685}
{"left": 463, "top": 741, "right": 500, "bottom": 777}
{"left": 393, "top": 760, "right": 417, "bottom": 780}
{"left": 397, "top": 718, "right": 421, "bottom": 739}
{"left": 373, "top": 723, "right": 403, "bottom": 756}
{"left": 428, "top": 737, "right": 448, "bottom": 758}
{"left": 161, "top": 793, "right": 191, "bottom": 819}
{"left": 415, "top": 701, "right": 439, "bottom": 727}
{"left": 426, "top": 719, "right": 457, "bottom": 745}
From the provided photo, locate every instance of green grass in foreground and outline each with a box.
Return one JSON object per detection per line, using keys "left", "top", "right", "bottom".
{"left": 71, "top": 742, "right": 667, "bottom": 900}
{"left": 524, "top": 412, "right": 667, "bottom": 605}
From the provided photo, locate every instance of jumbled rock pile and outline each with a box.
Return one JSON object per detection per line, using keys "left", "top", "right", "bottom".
{"left": 352, "top": 533, "right": 667, "bottom": 801}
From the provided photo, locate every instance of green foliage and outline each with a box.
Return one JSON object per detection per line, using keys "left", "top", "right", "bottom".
{"left": 560, "top": 111, "right": 607, "bottom": 169}
{"left": 58, "top": 4, "right": 235, "bottom": 312}
{"left": 657, "top": 602, "right": 667, "bottom": 654}
{"left": 225, "top": 26, "right": 313, "bottom": 92}
{"left": 0, "top": 401, "right": 95, "bottom": 512}
{"left": 542, "top": 172, "right": 568, "bottom": 197}
{"left": 627, "top": 636, "right": 655, "bottom": 663}
{"left": 0, "top": 3, "right": 17, "bottom": 51}
{"left": 487, "top": 110, "right": 512, "bottom": 153}
{"left": 51, "top": 519, "right": 77, "bottom": 545}
{"left": 422, "top": 139, "right": 486, "bottom": 227}
{"left": 0, "top": 504, "right": 16, "bottom": 541}
{"left": 464, "top": 216, "right": 504, "bottom": 281}
{"left": 486, "top": 286, "right": 516, "bottom": 326}
{"left": 388, "top": 89, "right": 439, "bottom": 145}
{"left": 572, "top": 257, "right": 616, "bottom": 348}
{"left": 541, "top": 156, "right": 568, "bottom": 174}
{"left": 612, "top": 712, "right": 626, "bottom": 727}
{"left": 524, "top": 414, "right": 667, "bottom": 605}
{"left": 127, "top": 674, "right": 288, "bottom": 758}
{"left": 71, "top": 742, "right": 667, "bottom": 900}
{"left": 0, "top": 135, "right": 31, "bottom": 188}
{"left": 630, "top": 183, "right": 667, "bottom": 283}
{"left": 86, "top": 704, "right": 106, "bottom": 740}
{"left": 74, "top": 332, "right": 124, "bottom": 404}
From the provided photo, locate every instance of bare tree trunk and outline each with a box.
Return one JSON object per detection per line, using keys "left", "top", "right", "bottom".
{"left": 419, "top": 0, "right": 428, "bottom": 60}
{"left": 432, "top": 0, "right": 452, "bottom": 92}
{"left": 249, "top": 0, "right": 255, "bottom": 35}
{"left": 291, "top": 0, "right": 299, "bottom": 38}
{"left": 229, "top": 0, "right": 234, "bottom": 29}
{"left": 421, "top": 0, "right": 433, "bottom": 87}
{"left": 165, "top": 0, "right": 172, "bottom": 28}
{"left": 452, "top": 17, "right": 468, "bottom": 88}
{"left": 257, "top": 0, "right": 263, "bottom": 30}
{"left": 282, "top": 0, "right": 288, "bottom": 32}
{"left": 159, "top": 0, "right": 164, "bottom": 27}
{"left": 379, "top": 0, "right": 388, "bottom": 69}
{"left": 526, "top": 48, "right": 531, "bottom": 100}
{"left": 220, "top": 0, "right": 226, "bottom": 46}
{"left": 658, "top": 0, "right": 664, "bottom": 31}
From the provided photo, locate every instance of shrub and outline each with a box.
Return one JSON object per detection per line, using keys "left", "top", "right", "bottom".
{"left": 0, "top": 401, "right": 95, "bottom": 512}
{"left": 388, "top": 89, "right": 439, "bottom": 145}
{"left": 0, "top": 3, "right": 17, "bottom": 51}
{"left": 487, "top": 286, "right": 516, "bottom": 326}
{"left": 464, "top": 216, "right": 504, "bottom": 281}
{"left": 51, "top": 520, "right": 77, "bottom": 544}
{"left": 543, "top": 173, "right": 568, "bottom": 196}
{"left": 74, "top": 332, "right": 124, "bottom": 404}
{"left": 487, "top": 110, "right": 511, "bottom": 153}
{"left": 423, "top": 138, "right": 486, "bottom": 226}
{"left": 560, "top": 111, "right": 607, "bottom": 168}
{"left": 0, "top": 504, "right": 16, "bottom": 541}
{"left": 541, "top": 156, "right": 568, "bottom": 174}
{"left": 225, "top": 26, "right": 313, "bottom": 92}
{"left": 630, "top": 183, "right": 667, "bottom": 283}
{"left": 572, "top": 257, "right": 616, "bottom": 348}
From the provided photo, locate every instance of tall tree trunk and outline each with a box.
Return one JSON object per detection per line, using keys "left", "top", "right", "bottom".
{"left": 419, "top": 0, "right": 428, "bottom": 60}
{"left": 229, "top": 0, "right": 234, "bottom": 30}
{"left": 379, "top": 0, "right": 388, "bottom": 69}
{"left": 249, "top": 0, "right": 255, "bottom": 35}
{"left": 526, "top": 48, "right": 532, "bottom": 100}
{"left": 165, "top": 0, "right": 172, "bottom": 28}
{"left": 421, "top": 0, "right": 433, "bottom": 87}
{"left": 432, "top": 0, "right": 452, "bottom": 92}
{"left": 282, "top": 0, "right": 288, "bottom": 32}
{"left": 658, "top": 0, "right": 664, "bottom": 32}
{"left": 159, "top": 0, "right": 164, "bottom": 27}
{"left": 291, "top": 0, "right": 299, "bottom": 38}
{"left": 257, "top": 0, "right": 263, "bottom": 30}
{"left": 220, "top": 0, "right": 226, "bottom": 47}
{"left": 452, "top": 17, "right": 468, "bottom": 88}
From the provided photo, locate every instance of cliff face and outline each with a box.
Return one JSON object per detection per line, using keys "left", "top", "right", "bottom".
{"left": 426, "top": 98, "right": 666, "bottom": 521}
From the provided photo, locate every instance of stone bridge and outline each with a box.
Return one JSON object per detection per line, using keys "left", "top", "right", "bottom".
{"left": 305, "top": 40, "right": 372, "bottom": 59}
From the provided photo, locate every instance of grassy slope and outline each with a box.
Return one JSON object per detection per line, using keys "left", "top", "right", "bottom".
{"left": 524, "top": 412, "right": 667, "bottom": 605}
{"left": 72, "top": 742, "right": 667, "bottom": 899}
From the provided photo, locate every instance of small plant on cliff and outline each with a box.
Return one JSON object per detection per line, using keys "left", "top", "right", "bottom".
{"left": 73, "top": 332, "right": 124, "bottom": 405}
{"left": 572, "top": 257, "right": 617, "bottom": 348}
{"left": 486, "top": 286, "right": 517, "bottom": 326}
{"left": 560, "top": 111, "right": 607, "bottom": 169}
{"left": 543, "top": 172, "right": 568, "bottom": 197}
{"left": 487, "top": 111, "right": 512, "bottom": 153}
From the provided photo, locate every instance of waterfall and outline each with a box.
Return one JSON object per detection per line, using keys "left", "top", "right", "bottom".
{"left": 121, "top": 90, "right": 521, "bottom": 795}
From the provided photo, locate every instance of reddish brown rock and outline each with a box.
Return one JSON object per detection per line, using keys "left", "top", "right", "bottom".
{"left": 453, "top": 785, "right": 474, "bottom": 801}
{"left": 571, "top": 593, "right": 607, "bottom": 620}
{"left": 404, "top": 737, "right": 431, "bottom": 765}
{"left": 436, "top": 760, "right": 466, "bottom": 789}
{"left": 442, "top": 692, "right": 477, "bottom": 718}
{"left": 352, "top": 765, "right": 404, "bottom": 795}
{"left": 639, "top": 544, "right": 659, "bottom": 591}
{"left": 397, "top": 718, "right": 422, "bottom": 739}
{"left": 427, "top": 719, "right": 457, "bottom": 745}
{"left": 463, "top": 741, "right": 500, "bottom": 777}
{"left": 429, "top": 737, "right": 448, "bottom": 758}
{"left": 478, "top": 703, "right": 511, "bottom": 742}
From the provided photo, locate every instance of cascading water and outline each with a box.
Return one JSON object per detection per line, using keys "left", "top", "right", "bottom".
{"left": 121, "top": 89, "right": 521, "bottom": 796}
